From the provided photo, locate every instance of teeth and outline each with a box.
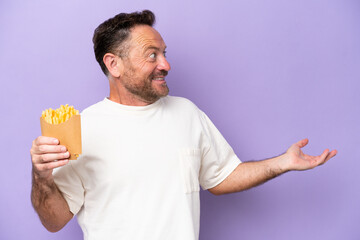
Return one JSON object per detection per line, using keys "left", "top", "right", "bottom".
{"left": 154, "top": 78, "right": 164, "bottom": 80}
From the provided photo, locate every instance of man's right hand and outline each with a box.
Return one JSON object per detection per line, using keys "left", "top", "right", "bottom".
{"left": 30, "top": 136, "right": 70, "bottom": 180}
{"left": 30, "top": 136, "right": 73, "bottom": 232}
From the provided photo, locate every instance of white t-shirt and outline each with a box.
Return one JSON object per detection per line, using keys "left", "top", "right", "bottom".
{"left": 53, "top": 96, "right": 241, "bottom": 240}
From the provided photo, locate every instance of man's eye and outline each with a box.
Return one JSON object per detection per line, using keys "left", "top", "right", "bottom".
{"left": 150, "top": 53, "right": 156, "bottom": 59}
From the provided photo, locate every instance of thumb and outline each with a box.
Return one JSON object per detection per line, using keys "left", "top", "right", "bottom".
{"left": 295, "top": 138, "right": 309, "bottom": 148}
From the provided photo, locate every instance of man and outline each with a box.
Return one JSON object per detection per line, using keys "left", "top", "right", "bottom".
{"left": 30, "top": 10, "right": 337, "bottom": 240}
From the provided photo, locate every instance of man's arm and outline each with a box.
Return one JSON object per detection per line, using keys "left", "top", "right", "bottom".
{"left": 208, "top": 139, "right": 337, "bottom": 195}
{"left": 30, "top": 136, "right": 73, "bottom": 232}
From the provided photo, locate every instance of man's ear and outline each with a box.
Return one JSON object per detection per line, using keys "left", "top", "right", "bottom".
{"left": 103, "top": 53, "right": 124, "bottom": 78}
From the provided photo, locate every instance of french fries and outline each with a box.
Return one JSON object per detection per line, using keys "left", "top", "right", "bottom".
{"left": 42, "top": 104, "right": 79, "bottom": 124}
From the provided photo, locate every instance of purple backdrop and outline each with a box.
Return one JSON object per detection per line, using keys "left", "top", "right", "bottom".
{"left": 0, "top": 0, "right": 359, "bottom": 239}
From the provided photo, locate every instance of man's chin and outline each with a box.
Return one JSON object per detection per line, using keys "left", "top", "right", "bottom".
{"left": 141, "top": 88, "right": 169, "bottom": 104}
{"left": 154, "top": 84, "right": 169, "bottom": 97}
{"left": 160, "top": 87, "right": 169, "bottom": 98}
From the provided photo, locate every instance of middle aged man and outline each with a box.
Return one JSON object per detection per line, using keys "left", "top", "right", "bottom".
{"left": 30, "top": 10, "right": 337, "bottom": 240}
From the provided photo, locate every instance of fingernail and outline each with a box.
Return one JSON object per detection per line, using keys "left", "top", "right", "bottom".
{"left": 53, "top": 139, "right": 59, "bottom": 144}
{"left": 61, "top": 146, "right": 66, "bottom": 152}
{"left": 64, "top": 152, "right": 70, "bottom": 157}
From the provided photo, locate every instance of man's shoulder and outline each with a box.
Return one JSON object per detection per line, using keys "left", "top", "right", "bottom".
{"left": 162, "top": 96, "right": 206, "bottom": 122}
{"left": 163, "top": 96, "right": 199, "bottom": 111}
{"left": 80, "top": 98, "right": 108, "bottom": 115}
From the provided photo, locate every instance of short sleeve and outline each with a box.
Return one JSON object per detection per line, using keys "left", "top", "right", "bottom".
{"left": 53, "top": 160, "right": 85, "bottom": 215}
{"left": 198, "top": 111, "right": 241, "bottom": 190}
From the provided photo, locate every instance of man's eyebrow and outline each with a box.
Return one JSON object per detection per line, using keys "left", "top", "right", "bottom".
{"left": 144, "top": 46, "right": 167, "bottom": 51}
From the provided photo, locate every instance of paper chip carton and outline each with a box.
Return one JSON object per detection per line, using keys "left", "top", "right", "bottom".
{"left": 40, "top": 115, "right": 82, "bottom": 160}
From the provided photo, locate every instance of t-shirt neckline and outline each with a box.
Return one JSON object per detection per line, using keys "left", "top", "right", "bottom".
{"left": 103, "top": 97, "right": 163, "bottom": 112}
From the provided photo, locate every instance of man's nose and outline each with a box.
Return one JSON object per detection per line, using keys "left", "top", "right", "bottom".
{"left": 157, "top": 56, "right": 171, "bottom": 72}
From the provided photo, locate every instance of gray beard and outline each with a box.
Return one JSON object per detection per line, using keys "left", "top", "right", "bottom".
{"left": 124, "top": 78, "right": 169, "bottom": 103}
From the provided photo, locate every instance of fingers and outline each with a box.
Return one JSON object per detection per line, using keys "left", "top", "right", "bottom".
{"left": 34, "top": 136, "right": 59, "bottom": 146}
{"left": 32, "top": 144, "right": 67, "bottom": 155}
{"left": 31, "top": 136, "right": 65, "bottom": 155}
{"left": 33, "top": 151, "right": 70, "bottom": 163}
{"left": 324, "top": 149, "right": 337, "bottom": 162}
{"left": 35, "top": 159, "right": 69, "bottom": 172}
{"left": 31, "top": 136, "right": 70, "bottom": 177}
{"left": 317, "top": 149, "right": 337, "bottom": 166}
{"left": 319, "top": 149, "right": 330, "bottom": 162}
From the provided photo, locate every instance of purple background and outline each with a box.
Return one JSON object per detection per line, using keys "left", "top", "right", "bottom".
{"left": 0, "top": 0, "right": 359, "bottom": 239}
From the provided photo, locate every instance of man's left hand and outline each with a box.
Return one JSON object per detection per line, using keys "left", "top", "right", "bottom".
{"left": 281, "top": 138, "right": 337, "bottom": 171}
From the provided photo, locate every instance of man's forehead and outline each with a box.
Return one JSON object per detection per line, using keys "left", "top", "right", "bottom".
{"left": 130, "top": 25, "right": 166, "bottom": 49}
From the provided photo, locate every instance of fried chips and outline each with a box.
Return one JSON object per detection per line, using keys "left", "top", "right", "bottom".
{"left": 42, "top": 104, "right": 79, "bottom": 124}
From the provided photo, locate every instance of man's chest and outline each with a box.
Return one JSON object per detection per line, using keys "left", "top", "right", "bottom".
{"left": 77, "top": 113, "right": 204, "bottom": 193}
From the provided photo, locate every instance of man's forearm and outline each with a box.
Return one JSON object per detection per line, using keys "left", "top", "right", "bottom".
{"left": 209, "top": 154, "right": 288, "bottom": 195}
{"left": 209, "top": 138, "right": 336, "bottom": 195}
{"left": 31, "top": 171, "right": 73, "bottom": 232}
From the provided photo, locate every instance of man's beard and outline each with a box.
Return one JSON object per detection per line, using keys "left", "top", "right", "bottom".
{"left": 122, "top": 69, "right": 169, "bottom": 104}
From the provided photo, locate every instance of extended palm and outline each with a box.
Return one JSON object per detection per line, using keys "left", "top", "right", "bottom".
{"left": 285, "top": 139, "right": 337, "bottom": 171}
